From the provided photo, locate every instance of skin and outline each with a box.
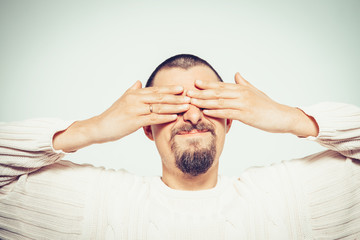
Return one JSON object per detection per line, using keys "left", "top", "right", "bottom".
{"left": 53, "top": 65, "right": 319, "bottom": 190}
{"left": 143, "top": 66, "right": 232, "bottom": 190}
{"left": 52, "top": 81, "right": 191, "bottom": 152}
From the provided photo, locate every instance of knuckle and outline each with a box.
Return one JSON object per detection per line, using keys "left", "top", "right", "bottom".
{"left": 218, "top": 98, "right": 225, "bottom": 107}
{"left": 156, "top": 106, "right": 164, "bottom": 114}
{"left": 174, "top": 96, "right": 183, "bottom": 103}
{"left": 219, "top": 83, "right": 226, "bottom": 89}
{"left": 228, "top": 112, "right": 236, "bottom": 119}
{"left": 152, "top": 87, "right": 159, "bottom": 94}
{"left": 191, "top": 90, "right": 200, "bottom": 97}
{"left": 214, "top": 89, "right": 222, "bottom": 98}
{"left": 149, "top": 114, "right": 157, "bottom": 122}
{"left": 155, "top": 94, "right": 165, "bottom": 102}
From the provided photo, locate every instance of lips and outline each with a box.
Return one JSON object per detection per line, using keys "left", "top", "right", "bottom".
{"left": 170, "top": 122, "right": 215, "bottom": 140}
{"left": 177, "top": 129, "right": 209, "bottom": 135}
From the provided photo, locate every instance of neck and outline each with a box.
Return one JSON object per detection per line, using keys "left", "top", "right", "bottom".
{"left": 161, "top": 162, "right": 219, "bottom": 191}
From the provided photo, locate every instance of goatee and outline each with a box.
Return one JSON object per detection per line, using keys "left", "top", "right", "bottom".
{"left": 170, "top": 122, "right": 216, "bottom": 176}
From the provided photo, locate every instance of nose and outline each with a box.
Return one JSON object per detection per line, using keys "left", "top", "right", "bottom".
{"left": 182, "top": 104, "right": 203, "bottom": 125}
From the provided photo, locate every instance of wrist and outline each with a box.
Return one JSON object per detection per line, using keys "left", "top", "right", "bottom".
{"left": 52, "top": 117, "right": 99, "bottom": 152}
{"left": 289, "top": 107, "right": 319, "bottom": 137}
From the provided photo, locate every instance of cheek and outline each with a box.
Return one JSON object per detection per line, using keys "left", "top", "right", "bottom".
{"left": 151, "top": 123, "right": 172, "bottom": 142}
{"left": 209, "top": 117, "right": 227, "bottom": 133}
{"left": 213, "top": 120, "right": 227, "bottom": 143}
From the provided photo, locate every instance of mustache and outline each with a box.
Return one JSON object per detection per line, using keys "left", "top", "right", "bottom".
{"left": 170, "top": 122, "right": 215, "bottom": 140}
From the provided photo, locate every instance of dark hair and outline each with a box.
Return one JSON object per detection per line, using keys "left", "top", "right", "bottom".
{"left": 145, "top": 54, "right": 223, "bottom": 87}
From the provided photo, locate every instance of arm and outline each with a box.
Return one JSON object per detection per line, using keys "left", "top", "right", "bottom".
{"left": 300, "top": 102, "right": 360, "bottom": 159}
{"left": 0, "top": 119, "right": 73, "bottom": 187}
{"left": 53, "top": 81, "right": 190, "bottom": 152}
{"left": 187, "top": 73, "right": 319, "bottom": 137}
{"left": 187, "top": 73, "right": 360, "bottom": 159}
{"left": 201, "top": 74, "right": 360, "bottom": 238}
{"left": 0, "top": 81, "right": 190, "bottom": 186}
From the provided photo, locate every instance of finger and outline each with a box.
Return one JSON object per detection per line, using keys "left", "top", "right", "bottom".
{"left": 125, "top": 81, "right": 142, "bottom": 93}
{"left": 203, "top": 109, "right": 241, "bottom": 120}
{"left": 141, "top": 94, "right": 190, "bottom": 104}
{"left": 194, "top": 80, "right": 239, "bottom": 91}
{"left": 235, "top": 73, "right": 253, "bottom": 88}
{"left": 139, "top": 114, "right": 178, "bottom": 126}
{"left": 187, "top": 88, "right": 239, "bottom": 100}
{"left": 144, "top": 104, "right": 189, "bottom": 115}
{"left": 138, "top": 85, "right": 184, "bottom": 95}
{"left": 130, "top": 80, "right": 142, "bottom": 90}
{"left": 191, "top": 98, "right": 242, "bottom": 109}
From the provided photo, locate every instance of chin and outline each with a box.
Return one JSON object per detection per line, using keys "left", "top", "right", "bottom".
{"left": 171, "top": 137, "right": 216, "bottom": 177}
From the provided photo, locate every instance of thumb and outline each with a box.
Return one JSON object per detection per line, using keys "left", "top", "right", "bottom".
{"left": 234, "top": 72, "right": 251, "bottom": 87}
{"left": 129, "top": 80, "right": 142, "bottom": 90}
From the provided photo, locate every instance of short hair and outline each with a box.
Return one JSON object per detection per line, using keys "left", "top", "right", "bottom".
{"left": 145, "top": 54, "right": 223, "bottom": 87}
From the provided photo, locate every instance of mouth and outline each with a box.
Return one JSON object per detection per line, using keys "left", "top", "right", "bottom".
{"left": 170, "top": 122, "right": 216, "bottom": 141}
{"left": 177, "top": 129, "right": 209, "bottom": 135}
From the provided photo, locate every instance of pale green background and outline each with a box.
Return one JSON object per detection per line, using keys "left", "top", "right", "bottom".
{"left": 1, "top": 0, "right": 359, "bottom": 176}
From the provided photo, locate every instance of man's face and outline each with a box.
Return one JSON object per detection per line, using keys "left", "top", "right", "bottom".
{"left": 144, "top": 65, "right": 232, "bottom": 177}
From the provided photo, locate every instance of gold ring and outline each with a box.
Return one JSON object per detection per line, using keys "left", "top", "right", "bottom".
{"left": 149, "top": 104, "right": 153, "bottom": 113}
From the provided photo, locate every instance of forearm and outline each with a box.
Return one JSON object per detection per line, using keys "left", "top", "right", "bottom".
{"left": 52, "top": 117, "right": 100, "bottom": 153}
{"left": 53, "top": 82, "right": 189, "bottom": 153}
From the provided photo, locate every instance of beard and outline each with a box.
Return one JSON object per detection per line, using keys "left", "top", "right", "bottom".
{"left": 170, "top": 122, "right": 216, "bottom": 177}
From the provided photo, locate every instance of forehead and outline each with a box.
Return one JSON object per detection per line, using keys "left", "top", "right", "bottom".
{"left": 152, "top": 65, "right": 220, "bottom": 89}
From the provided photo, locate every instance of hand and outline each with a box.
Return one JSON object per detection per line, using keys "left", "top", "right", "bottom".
{"left": 187, "top": 73, "right": 318, "bottom": 137}
{"left": 53, "top": 81, "right": 190, "bottom": 152}
{"left": 93, "top": 81, "right": 190, "bottom": 143}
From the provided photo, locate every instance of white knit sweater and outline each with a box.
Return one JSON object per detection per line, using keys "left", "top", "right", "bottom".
{"left": 0, "top": 102, "right": 360, "bottom": 240}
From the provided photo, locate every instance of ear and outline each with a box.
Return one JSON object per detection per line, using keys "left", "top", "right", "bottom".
{"left": 143, "top": 126, "right": 154, "bottom": 141}
{"left": 225, "top": 119, "right": 233, "bottom": 134}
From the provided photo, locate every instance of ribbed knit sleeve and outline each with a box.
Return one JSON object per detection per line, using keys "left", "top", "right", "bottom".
{"left": 0, "top": 160, "right": 105, "bottom": 240}
{"left": 238, "top": 102, "right": 360, "bottom": 239}
{"left": 0, "top": 118, "right": 141, "bottom": 239}
{"left": 298, "top": 102, "right": 360, "bottom": 238}
{"left": 240, "top": 153, "right": 360, "bottom": 239}
{"left": 0, "top": 118, "right": 73, "bottom": 186}
{"left": 301, "top": 102, "right": 360, "bottom": 160}
{"left": 286, "top": 151, "right": 360, "bottom": 239}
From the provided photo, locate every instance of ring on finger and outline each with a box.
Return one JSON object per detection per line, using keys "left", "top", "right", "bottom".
{"left": 149, "top": 104, "right": 153, "bottom": 113}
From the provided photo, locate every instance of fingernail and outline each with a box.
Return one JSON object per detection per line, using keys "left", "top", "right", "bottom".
{"left": 175, "top": 86, "right": 183, "bottom": 91}
{"left": 187, "top": 90, "right": 194, "bottom": 95}
{"left": 184, "top": 96, "right": 191, "bottom": 102}
{"left": 182, "top": 104, "right": 190, "bottom": 109}
{"left": 196, "top": 80, "right": 203, "bottom": 85}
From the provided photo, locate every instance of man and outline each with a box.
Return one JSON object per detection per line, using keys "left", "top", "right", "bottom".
{"left": 0, "top": 54, "right": 359, "bottom": 239}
